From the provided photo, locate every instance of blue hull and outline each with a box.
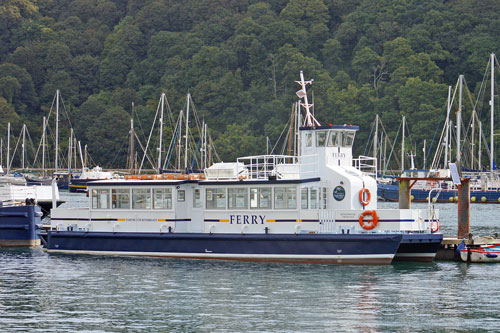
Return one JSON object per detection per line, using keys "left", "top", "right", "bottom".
{"left": 394, "top": 233, "right": 443, "bottom": 262}
{"left": 0, "top": 205, "right": 42, "bottom": 247}
{"left": 43, "top": 232, "right": 403, "bottom": 265}
{"left": 378, "top": 183, "right": 500, "bottom": 203}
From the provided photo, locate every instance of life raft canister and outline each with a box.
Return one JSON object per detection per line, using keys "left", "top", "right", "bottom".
{"left": 359, "top": 187, "right": 371, "bottom": 206}
{"left": 359, "top": 210, "right": 378, "bottom": 230}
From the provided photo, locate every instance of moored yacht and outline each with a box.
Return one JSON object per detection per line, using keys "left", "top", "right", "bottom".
{"left": 42, "top": 72, "right": 441, "bottom": 264}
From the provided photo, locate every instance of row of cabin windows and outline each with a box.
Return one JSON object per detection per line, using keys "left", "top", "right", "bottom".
{"left": 92, "top": 186, "right": 328, "bottom": 210}
{"left": 305, "top": 130, "right": 355, "bottom": 148}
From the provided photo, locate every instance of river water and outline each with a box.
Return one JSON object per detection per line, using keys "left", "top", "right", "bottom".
{"left": 1, "top": 193, "right": 500, "bottom": 331}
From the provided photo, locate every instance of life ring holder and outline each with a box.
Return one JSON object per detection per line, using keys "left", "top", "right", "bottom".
{"left": 359, "top": 210, "right": 378, "bottom": 230}
{"left": 359, "top": 187, "right": 371, "bottom": 206}
{"left": 431, "top": 220, "right": 440, "bottom": 233}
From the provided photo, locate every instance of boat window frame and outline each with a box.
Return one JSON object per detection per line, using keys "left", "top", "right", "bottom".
{"left": 206, "top": 188, "right": 226, "bottom": 210}
{"left": 274, "top": 186, "right": 297, "bottom": 209}
{"left": 228, "top": 187, "right": 248, "bottom": 209}
{"left": 343, "top": 131, "right": 355, "bottom": 148}
{"left": 153, "top": 187, "right": 173, "bottom": 210}
{"left": 301, "top": 187, "right": 308, "bottom": 209}
{"left": 316, "top": 131, "right": 327, "bottom": 147}
{"left": 132, "top": 188, "right": 152, "bottom": 210}
{"left": 310, "top": 187, "right": 318, "bottom": 209}
{"left": 327, "top": 131, "right": 339, "bottom": 147}
{"left": 111, "top": 188, "right": 131, "bottom": 209}
{"left": 193, "top": 188, "right": 201, "bottom": 208}
{"left": 250, "top": 187, "right": 272, "bottom": 209}
{"left": 92, "top": 188, "right": 111, "bottom": 210}
{"left": 305, "top": 133, "right": 313, "bottom": 147}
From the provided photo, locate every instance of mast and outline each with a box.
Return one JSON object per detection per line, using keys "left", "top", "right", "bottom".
{"left": 471, "top": 110, "right": 476, "bottom": 169}
{"left": 68, "top": 128, "right": 73, "bottom": 173}
{"left": 296, "top": 71, "right": 320, "bottom": 127}
{"left": 444, "top": 86, "right": 452, "bottom": 168}
{"left": 0, "top": 138, "right": 3, "bottom": 168}
{"left": 177, "top": 110, "right": 183, "bottom": 170}
{"left": 457, "top": 75, "right": 463, "bottom": 163}
{"left": 184, "top": 93, "right": 190, "bottom": 170}
{"left": 422, "top": 139, "right": 426, "bottom": 169}
{"left": 6, "top": 122, "right": 10, "bottom": 175}
{"left": 129, "top": 102, "right": 135, "bottom": 174}
{"left": 479, "top": 121, "right": 482, "bottom": 169}
{"left": 158, "top": 93, "right": 165, "bottom": 172}
{"left": 55, "top": 89, "right": 59, "bottom": 172}
{"left": 401, "top": 116, "right": 405, "bottom": 172}
{"left": 21, "top": 124, "right": 26, "bottom": 169}
{"left": 42, "top": 117, "right": 46, "bottom": 176}
{"left": 491, "top": 53, "right": 495, "bottom": 172}
{"left": 374, "top": 114, "right": 379, "bottom": 172}
{"left": 78, "top": 141, "right": 84, "bottom": 171}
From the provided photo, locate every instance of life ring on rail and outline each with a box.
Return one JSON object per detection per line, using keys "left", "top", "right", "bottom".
{"left": 430, "top": 220, "right": 440, "bottom": 233}
{"left": 359, "top": 187, "right": 371, "bottom": 206}
{"left": 429, "top": 180, "right": 436, "bottom": 187}
{"left": 359, "top": 210, "right": 378, "bottom": 230}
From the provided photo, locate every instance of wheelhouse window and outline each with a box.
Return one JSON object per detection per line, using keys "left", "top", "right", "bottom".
{"left": 275, "top": 187, "right": 297, "bottom": 209}
{"left": 92, "top": 188, "right": 110, "bottom": 209}
{"left": 112, "top": 188, "right": 130, "bottom": 209}
{"left": 153, "top": 188, "right": 172, "bottom": 209}
{"left": 228, "top": 188, "right": 248, "bottom": 209}
{"left": 206, "top": 188, "right": 226, "bottom": 209}
{"left": 316, "top": 131, "right": 327, "bottom": 147}
{"left": 327, "top": 131, "right": 339, "bottom": 147}
{"left": 193, "top": 189, "right": 201, "bottom": 208}
{"left": 132, "top": 188, "right": 151, "bottom": 209}
{"left": 301, "top": 188, "right": 308, "bottom": 209}
{"left": 310, "top": 188, "right": 318, "bottom": 209}
{"left": 305, "top": 133, "right": 313, "bottom": 147}
{"left": 343, "top": 131, "right": 355, "bottom": 147}
{"left": 250, "top": 188, "right": 271, "bottom": 209}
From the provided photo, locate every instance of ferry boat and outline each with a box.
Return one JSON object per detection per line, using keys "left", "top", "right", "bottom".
{"left": 0, "top": 201, "right": 43, "bottom": 247}
{"left": 41, "top": 72, "right": 442, "bottom": 264}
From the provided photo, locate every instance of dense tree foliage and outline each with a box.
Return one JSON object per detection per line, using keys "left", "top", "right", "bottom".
{"left": 1, "top": 0, "right": 500, "bottom": 169}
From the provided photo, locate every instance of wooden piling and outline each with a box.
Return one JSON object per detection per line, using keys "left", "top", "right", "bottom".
{"left": 399, "top": 179, "right": 411, "bottom": 209}
{"left": 457, "top": 178, "right": 470, "bottom": 239}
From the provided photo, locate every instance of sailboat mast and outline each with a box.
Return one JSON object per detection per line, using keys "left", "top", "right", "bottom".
{"left": 401, "top": 116, "right": 405, "bottom": 172}
{"left": 374, "top": 114, "right": 379, "bottom": 172}
{"left": 471, "top": 110, "right": 476, "bottom": 169}
{"left": 68, "top": 128, "right": 73, "bottom": 172}
{"left": 457, "top": 75, "right": 463, "bottom": 163}
{"left": 42, "top": 117, "right": 46, "bottom": 176}
{"left": 444, "top": 86, "right": 451, "bottom": 168}
{"left": 6, "top": 122, "right": 10, "bottom": 175}
{"left": 177, "top": 110, "right": 183, "bottom": 170}
{"left": 491, "top": 53, "right": 495, "bottom": 172}
{"left": 184, "top": 93, "right": 190, "bottom": 170}
{"left": 21, "top": 124, "right": 26, "bottom": 169}
{"left": 55, "top": 89, "right": 59, "bottom": 172}
{"left": 158, "top": 93, "right": 165, "bottom": 172}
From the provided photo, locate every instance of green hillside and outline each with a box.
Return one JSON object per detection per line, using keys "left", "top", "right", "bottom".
{"left": 1, "top": 0, "right": 499, "bottom": 169}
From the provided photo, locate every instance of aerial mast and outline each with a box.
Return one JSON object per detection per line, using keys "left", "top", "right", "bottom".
{"left": 491, "top": 53, "right": 495, "bottom": 172}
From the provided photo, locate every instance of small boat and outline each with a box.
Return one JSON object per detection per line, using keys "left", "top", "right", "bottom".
{"left": 0, "top": 201, "right": 43, "bottom": 247}
{"left": 0, "top": 182, "right": 64, "bottom": 217}
{"left": 459, "top": 242, "right": 500, "bottom": 262}
{"left": 68, "top": 166, "right": 117, "bottom": 192}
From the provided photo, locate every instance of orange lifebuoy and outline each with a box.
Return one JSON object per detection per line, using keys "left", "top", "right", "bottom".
{"left": 359, "top": 187, "right": 371, "bottom": 206}
{"left": 431, "top": 220, "right": 440, "bottom": 233}
{"left": 359, "top": 210, "right": 378, "bottom": 230}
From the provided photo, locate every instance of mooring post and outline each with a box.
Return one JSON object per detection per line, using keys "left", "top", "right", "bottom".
{"left": 457, "top": 178, "right": 470, "bottom": 238}
{"left": 399, "top": 179, "right": 411, "bottom": 209}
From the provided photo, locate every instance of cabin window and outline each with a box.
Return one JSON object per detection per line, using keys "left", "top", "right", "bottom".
{"left": 132, "top": 189, "right": 151, "bottom": 209}
{"left": 206, "top": 188, "right": 226, "bottom": 209}
{"left": 228, "top": 188, "right": 248, "bottom": 209}
{"left": 327, "top": 132, "right": 338, "bottom": 147}
{"left": 310, "top": 188, "right": 318, "bottom": 209}
{"left": 92, "top": 189, "right": 110, "bottom": 209}
{"left": 301, "top": 188, "right": 308, "bottom": 209}
{"left": 193, "top": 189, "right": 201, "bottom": 208}
{"left": 305, "top": 133, "right": 313, "bottom": 147}
{"left": 316, "top": 131, "right": 327, "bottom": 147}
{"left": 321, "top": 187, "right": 327, "bottom": 209}
{"left": 177, "top": 190, "right": 185, "bottom": 202}
{"left": 153, "top": 188, "right": 172, "bottom": 209}
{"left": 275, "top": 187, "right": 297, "bottom": 209}
{"left": 112, "top": 188, "right": 130, "bottom": 209}
{"left": 250, "top": 188, "right": 271, "bottom": 209}
{"left": 343, "top": 131, "right": 355, "bottom": 147}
